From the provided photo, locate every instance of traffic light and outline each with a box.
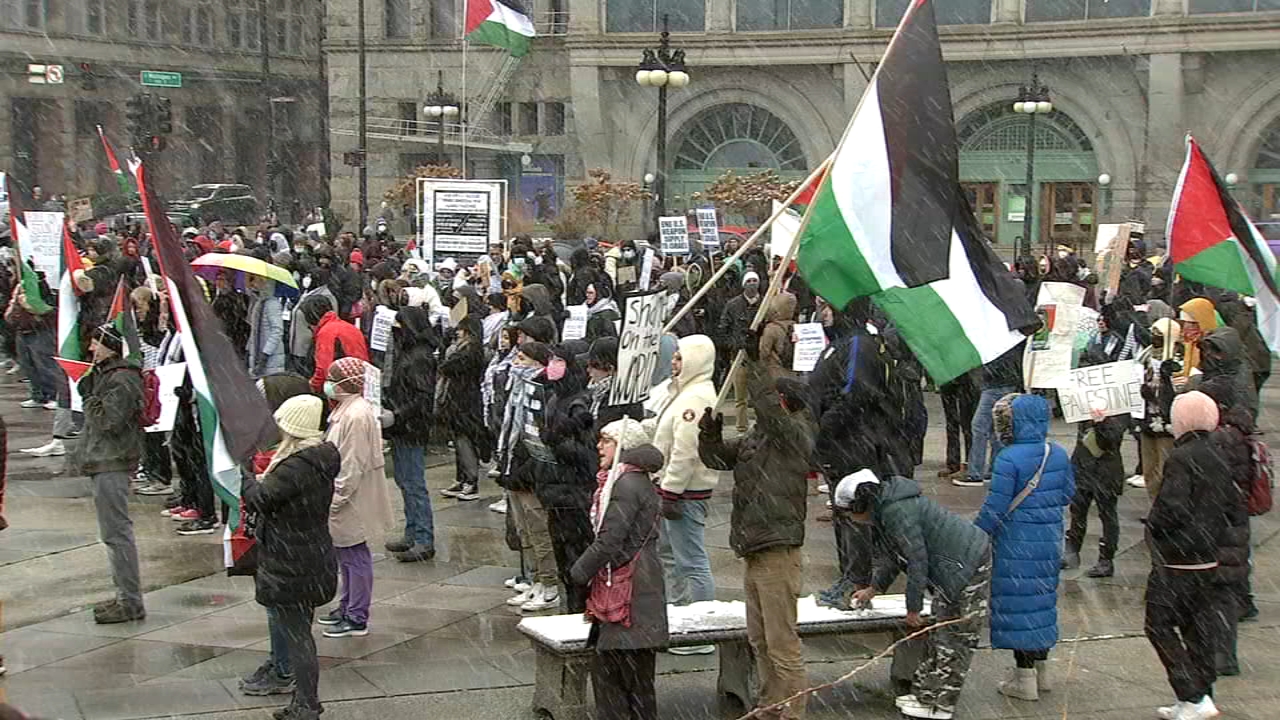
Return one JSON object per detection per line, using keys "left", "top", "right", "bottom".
{"left": 154, "top": 96, "right": 172, "bottom": 135}
{"left": 125, "top": 93, "right": 153, "bottom": 147}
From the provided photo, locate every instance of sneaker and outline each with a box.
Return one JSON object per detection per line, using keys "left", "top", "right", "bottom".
{"left": 316, "top": 609, "right": 344, "bottom": 625}
{"left": 176, "top": 518, "right": 220, "bottom": 536}
{"left": 507, "top": 583, "right": 540, "bottom": 606}
{"left": 322, "top": 618, "right": 369, "bottom": 638}
{"left": 385, "top": 538, "right": 412, "bottom": 553}
{"left": 160, "top": 505, "right": 187, "bottom": 518}
{"left": 951, "top": 476, "right": 986, "bottom": 488}
{"left": 489, "top": 497, "right": 508, "bottom": 514}
{"left": 20, "top": 439, "right": 66, "bottom": 457}
{"left": 1126, "top": 474, "right": 1146, "bottom": 489}
{"left": 505, "top": 576, "right": 532, "bottom": 593}
{"left": 1085, "top": 559, "right": 1114, "bottom": 578}
{"left": 240, "top": 660, "right": 274, "bottom": 688}
{"left": 521, "top": 585, "right": 560, "bottom": 612}
{"left": 1185, "top": 695, "right": 1220, "bottom": 719}
{"left": 42, "top": 400, "right": 57, "bottom": 410}
{"left": 6, "top": 364, "right": 21, "bottom": 375}
{"left": 816, "top": 483, "right": 830, "bottom": 494}
{"left": 456, "top": 483, "right": 480, "bottom": 501}
{"left": 441, "top": 482, "right": 465, "bottom": 498}
{"left": 272, "top": 706, "right": 321, "bottom": 720}
{"left": 19, "top": 399, "right": 42, "bottom": 408}
{"left": 1157, "top": 702, "right": 1186, "bottom": 720}
{"left": 171, "top": 508, "right": 201, "bottom": 522}
{"left": 392, "top": 544, "right": 436, "bottom": 563}
{"left": 1061, "top": 548, "right": 1081, "bottom": 570}
{"left": 895, "top": 694, "right": 917, "bottom": 708}
{"left": 137, "top": 481, "right": 173, "bottom": 496}
{"left": 240, "top": 662, "right": 296, "bottom": 696}
{"left": 93, "top": 599, "right": 145, "bottom": 625}
{"left": 487, "top": 467, "right": 501, "bottom": 478}
{"left": 898, "top": 696, "right": 954, "bottom": 719}
{"left": 668, "top": 644, "right": 716, "bottom": 655}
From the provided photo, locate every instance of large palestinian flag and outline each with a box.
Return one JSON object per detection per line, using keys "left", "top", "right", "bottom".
{"left": 465, "top": 0, "right": 534, "bottom": 56}
{"left": 1168, "top": 135, "right": 1280, "bottom": 351}
{"left": 57, "top": 225, "right": 86, "bottom": 362}
{"left": 132, "top": 159, "right": 278, "bottom": 530}
{"left": 792, "top": 0, "right": 1034, "bottom": 384}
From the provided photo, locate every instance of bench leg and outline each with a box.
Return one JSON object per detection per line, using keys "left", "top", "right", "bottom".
{"left": 530, "top": 647, "right": 591, "bottom": 720}
{"left": 717, "top": 639, "right": 759, "bottom": 710}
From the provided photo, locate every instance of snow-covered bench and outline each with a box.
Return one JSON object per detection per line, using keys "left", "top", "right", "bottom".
{"left": 516, "top": 594, "right": 928, "bottom": 720}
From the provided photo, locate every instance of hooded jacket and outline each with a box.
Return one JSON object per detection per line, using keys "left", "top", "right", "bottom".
{"left": 73, "top": 356, "right": 144, "bottom": 475}
{"left": 1148, "top": 392, "right": 1231, "bottom": 568}
{"left": 652, "top": 334, "right": 719, "bottom": 500}
{"left": 288, "top": 286, "right": 336, "bottom": 361}
{"left": 384, "top": 306, "right": 438, "bottom": 444}
{"left": 975, "top": 394, "right": 1074, "bottom": 651}
{"left": 533, "top": 348, "right": 599, "bottom": 510}
{"left": 1178, "top": 297, "right": 1219, "bottom": 377}
{"left": 437, "top": 317, "right": 492, "bottom": 457}
{"left": 247, "top": 285, "right": 285, "bottom": 378}
{"left": 1191, "top": 326, "right": 1259, "bottom": 422}
{"left": 759, "top": 291, "right": 797, "bottom": 379}
{"left": 307, "top": 311, "right": 369, "bottom": 393}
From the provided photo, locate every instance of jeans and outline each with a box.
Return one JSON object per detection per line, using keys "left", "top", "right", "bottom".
{"left": 660, "top": 499, "right": 715, "bottom": 605}
{"left": 265, "top": 606, "right": 294, "bottom": 678}
{"left": 268, "top": 605, "right": 320, "bottom": 713}
{"left": 745, "top": 546, "right": 807, "bottom": 719}
{"left": 455, "top": 433, "right": 479, "bottom": 487}
{"left": 336, "top": 543, "right": 374, "bottom": 624}
{"left": 966, "top": 386, "right": 1017, "bottom": 482}
{"left": 92, "top": 471, "right": 143, "bottom": 610}
{"left": 940, "top": 374, "right": 978, "bottom": 471}
{"left": 18, "top": 328, "right": 59, "bottom": 402}
{"left": 390, "top": 441, "right": 434, "bottom": 548}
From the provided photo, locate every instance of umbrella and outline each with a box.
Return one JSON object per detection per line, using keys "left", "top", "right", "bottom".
{"left": 191, "top": 253, "right": 299, "bottom": 298}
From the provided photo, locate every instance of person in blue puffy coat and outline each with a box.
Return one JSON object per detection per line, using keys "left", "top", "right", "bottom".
{"left": 975, "top": 393, "right": 1074, "bottom": 703}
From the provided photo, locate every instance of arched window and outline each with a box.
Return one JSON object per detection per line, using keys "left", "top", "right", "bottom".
{"left": 673, "top": 103, "right": 806, "bottom": 171}
{"left": 957, "top": 104, "right": 1094, "bottom": 152}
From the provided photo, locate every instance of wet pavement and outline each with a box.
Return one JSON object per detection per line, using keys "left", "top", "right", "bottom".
{"left": 1, "top": 370, "right": 1278, "bottom": 720}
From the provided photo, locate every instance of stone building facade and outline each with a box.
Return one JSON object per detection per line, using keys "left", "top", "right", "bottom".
{"left": 327, "top": 0, "right": 1280, "bottom": 254}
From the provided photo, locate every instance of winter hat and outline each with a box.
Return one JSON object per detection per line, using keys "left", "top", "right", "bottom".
{"left": 660, "top": 271, "right": 684, "bottom": 293}
{"left": 518, "top": 341, "right": 552, "bottom": 367}
{"left": 599, "top": 417, "right": 650, "bottom": 450}
{"left": 274, "top": 395, "right": 324, "bottom": 440}
{"left": 588, "top": 337, "right": 620, "bottom": 370}
{"left": 833, "top": 469, "right": 881, "bottom": 512}
{"left": 192, "top": 235, "right": 214, "bottom": 253}
{"left": 93, "top": 322, "right": 124, "bottom": 355}
{"left": 742, "top": 271, "right": 760, "bottom": 286}
{"left": 1171, "top": 390, "right": 1219, "bottom": 439}
{"left": 94, "top": 222, "right": 110, "bottom": 237}
{"left": 349, "top": 250, "right": 365, "bottom": 268}
{"left": 516, "top": 316, "right": 556, "bottom": 343}
{"left": 326, "top": 356, "right": 368, "bottom": 395}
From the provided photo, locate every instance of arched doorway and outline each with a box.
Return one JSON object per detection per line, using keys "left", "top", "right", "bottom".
{"left": 957, "top": 103, "right": 1098, "bottom": 256}
{"left": 669, "top": 103, "right": 809, "bottom": 220}
{"left": 1250, "top": 116, "right": 1280, "bottom": 226}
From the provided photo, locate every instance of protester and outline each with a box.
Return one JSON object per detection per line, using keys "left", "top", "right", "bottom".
{"left": 759, "top": 291, "right": 797, "bottom": 379}
{"left": 287, "top": 271, "right": 336, "bottom": 376}
{"left": 569, "top": 418, "right": 666, "bottom": 720}
{"left": 586, "top": 337, "right": 642, "bottom": 431}
{"left": 956, "top": 341, "right": 1026, "bottom": 488}
{"left": 240, "top": 395, "right": 340, "bottom": 719}
{"left": 1190, "top": 326, "right": 1259, "bottom": 423}
{"left": 1063, "top": 376, "right": 1127, "bottom": 578}
{"left": 75, "top": 323, "right": 145, "bottom": 624}
{"left": 6, "top": 277, "right": 58, "bottom": 410}
{"left": 438, "top": 316, "right": 491, "bottom": 502}
{"left": 698, "top": 357, "right": 816, "bottom": 719}
{"left": 1176, "top": 297, "right": 1218, "bottom": 381}
{"left": 975, "top": 393, "right": 1073, "bottom": 702}
{"left": 300, "top": 295, "right": 368, "bottom": 394}
{"left": 1134, "top": 318, "right": 1181, "bottom": 495}
{"left": 719, "top": 271, "right": 762, "bottom": 430}
{"left": 937, "top": 370, "right": 978, "bottom": 480}
{"left": 382, "top": 305, "right": 439, "bottom": 562}
{"left": 246, "top": 275, "right": 285, "bottom": 378}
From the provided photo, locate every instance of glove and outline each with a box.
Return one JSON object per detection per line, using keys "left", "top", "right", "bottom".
{"left": 661, "top": 497, "right": 683, "bottom": 521}
{"left": 380, "top": 409, "right": 395, "bottom": 429}
{"left": 745, "top": 327, "right": 762, "bottom": 362}
{"left": 697, "top": 407, "right": 723, "bottom": 438}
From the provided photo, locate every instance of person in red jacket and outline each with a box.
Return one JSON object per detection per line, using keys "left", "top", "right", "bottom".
{"left": 300, "top": 296, "right": 369, "bottom": 393}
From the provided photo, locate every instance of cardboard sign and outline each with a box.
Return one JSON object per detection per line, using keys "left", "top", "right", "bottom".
{"left": 658, "top": 216, "right": 690, "bottom": 256}
{"left": 563, "top": 305, "right": 588, "bottom": 341}
{"left": 1059, "top": 360, "right": 1145, "bottom": 423}
{"left": 610, "top": 290, "right": 668, "bottom": 406}
{"left": 696, "top": 207, "right": 720, "bottom": 249}
{"left": 145, "top": 363, "right": 189, "bottom": 433}
{"left": 69, "top": 197, "right": 94, "bottom": 224}
{"left": 363, "top": 364, "right": 382, "bottom": 409}
{"left": 369, "top": 305, "right": 396, "bottom": 351}
{"left": 1025, "top": 282, "right": 1086, "bottom": 389}
{"left": 791, "top": 322, "right": 827, "bottom": 372}
{"left": 22, "top": 211, "right": 64, "bottom": 280}
{"left": 1094, "top": 223, "right": 1132, "bottom": 299}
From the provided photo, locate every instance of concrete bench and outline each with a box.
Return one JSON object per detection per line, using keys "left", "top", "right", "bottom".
{"left": 517, "top": 594, "right": 929, "bottom": 720}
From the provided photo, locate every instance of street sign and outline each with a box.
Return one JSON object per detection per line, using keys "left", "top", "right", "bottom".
{"left": 27, "top": 64, "right": 63, "bottom": 85}
{"left": 140, "top": 70, "right": 182, "bottom": 88}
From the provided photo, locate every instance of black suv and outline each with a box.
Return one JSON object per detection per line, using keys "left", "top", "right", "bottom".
{"left": 169, "top": 184, "right": 259, "bottom": 224}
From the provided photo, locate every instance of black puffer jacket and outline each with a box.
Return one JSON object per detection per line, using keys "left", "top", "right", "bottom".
{"left": 243, "top": 443, "right": 341, "bottom": 608}
{"left": 1192, "top": 327, "right": 1259, "bottom": 423}
{"left": 1070, "top": 414, "right": 1126, "bottom": 497}
{"left": 1211, "top": 423, "right": 1253, "bottom": 586}
{"left": 700, "top": 359, "right": 815, "bottom": 557}
{"left": 384, "top": 306, "right": 438, "bottom": 444}
{"left": 437, "top": 317, "right": 492, "bottom": 457}
{"left": 533, "top": 350, "right": 598, "bottom": 510}
{"left": 1147, "top": 430, "right": 1234, "bottom": 568}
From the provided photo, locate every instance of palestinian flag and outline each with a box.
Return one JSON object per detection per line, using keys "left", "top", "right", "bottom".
{"left": 106, "top": 276, "right": 143, "bottom": 365}
{"left": 1168, "top": 135, "right": 1280, "bottom": 351}
{"left": 465, "top": 0, "right": 534, "bottom": 56}
{"left": 132, "top": 158, "right": 279, "bottom": 530}
{"left": 96, "top": 125, "right": 132, "bottom": 196}
{"left": 792, "top": 0, "right": 1034, "bottom": 384}
{"left": 3, "top": 181, "right": 54, "bottom": 315}
{"left": 57, "top": 224, "right": 86, "bottom": 362}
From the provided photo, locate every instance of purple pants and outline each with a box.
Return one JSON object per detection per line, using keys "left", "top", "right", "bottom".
{"left": 336, "top": 542, "right": 373, "bottom": 625}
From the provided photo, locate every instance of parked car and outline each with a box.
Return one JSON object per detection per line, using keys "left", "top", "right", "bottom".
{"left": 111, "top": 211, "right": 197, "bottom": 235}
{"left": 168, "top": 183, "right": 259, "bottom": 224}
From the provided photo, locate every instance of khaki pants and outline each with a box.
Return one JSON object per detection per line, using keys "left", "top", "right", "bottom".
{"left": 509, "top": 489, "right": 557, "bottom": 586}
{"left": 1141, "top": 434, "right": 1175, "bottom": 500}
{"left": 745, "top": 546, "right": 806, "bottom": 719}
{"left": 734, "top": 369, "right": 750, "bottom": 430}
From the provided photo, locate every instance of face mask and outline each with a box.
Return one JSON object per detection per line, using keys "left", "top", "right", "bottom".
{"left": 323, "top": 381, "right": 337, "bottom": 398}
{"left": 623, "top": 250, "right": 636, "bottom": 260}
{"left": 534, "top": 255, "right": 543, "bottom": 266}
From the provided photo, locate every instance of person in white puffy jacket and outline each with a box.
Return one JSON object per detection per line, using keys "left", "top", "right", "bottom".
{"left": 651, "top": 334, "right": 719, "bottom": 653}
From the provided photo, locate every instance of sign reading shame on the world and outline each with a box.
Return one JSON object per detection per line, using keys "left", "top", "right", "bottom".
{"left": 1059, "top": 359, "right": 1145, "bottom": 423}
{"left": 610, "top": 290, "right": 668, "bottom": 406}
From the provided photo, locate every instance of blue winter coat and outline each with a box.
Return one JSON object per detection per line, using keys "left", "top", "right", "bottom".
{"left": 975, "top": 394, "right": 1074, "bottom": 651}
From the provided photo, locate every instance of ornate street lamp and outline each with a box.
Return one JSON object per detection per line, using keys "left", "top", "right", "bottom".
{"left": 1013, "top": 73, "right": 1052, "bottom": 262}
{"left": 636, "top": 14, "right": 690, "bottom": 224}
{"left": 424, "top": 70, "right": 461, "bottom": 166}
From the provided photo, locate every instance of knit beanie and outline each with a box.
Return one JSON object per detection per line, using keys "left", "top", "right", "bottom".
{"left": 1171, "top": 390, "right": 1220, "bottom": 439}
{"left": 599, "top": 417, "right": 650, "bottom": 450}
{"left": 275, "top": 395, "right": 324, "bottom": 439}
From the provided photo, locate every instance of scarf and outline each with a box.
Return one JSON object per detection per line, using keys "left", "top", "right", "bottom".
{"left": 497, "top": 364, "right": 543, "bottom": 471}
{"left": 484, "top": 346, "right": 516, "bottom": 420}
{"left": 265, "top": 432, "right": 323, "bottom": 475}
{"left": 588, "top": 374, "right": 612, "bottom": 417}
{"left": 587, "top": 297, "right": 618, "bottom": 318}
{"left": 590, "top": 462, "right": 641, "bottom": 533}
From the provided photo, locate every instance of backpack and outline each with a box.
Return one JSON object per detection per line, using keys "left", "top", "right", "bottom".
{"left": 1246, "top": 435, "right": 1273, "bottom": 516}
{"left": 139, "top": 369, "right": 162, "bottom": 428}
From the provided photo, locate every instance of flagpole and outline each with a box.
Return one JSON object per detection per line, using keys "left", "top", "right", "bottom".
{"left": 461, "top": 40, "right": 468, "bottom": 178}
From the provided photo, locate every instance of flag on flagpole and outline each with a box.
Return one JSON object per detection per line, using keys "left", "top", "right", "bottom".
{"left": 1167, "top": 135, "right": 1280, "bottom": 352}
{"left": 3, "top": 178, "right": 54, "bottom": 315}
{"left": 97, "top": 125, "right": 132, "bottom": 196}
{"left": 791, "top": 0, "right": 1034, "bottom": 384}
{"left": 107, "top": 276, "right": 143, "bottom": 366}
{"left": 131, "top": 159, "right": 278, "bottom": 530}
{"left": 465, "top": 0, "right": 535, "bottom": 56}
{"left": 57, "top": 225, "right": 86, "bottom": 362}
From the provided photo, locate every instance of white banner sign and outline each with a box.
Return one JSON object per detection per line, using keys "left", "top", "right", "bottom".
{"left": 562, "top": 305, "right": 588, "bottom": 341}
{"left": 145, "top": 363, "right": 189, "bottom": 433}
{"left": 639, "top": 248, "right": 655, "bottom": 291}
{"left": 363, "top": 364, "right": 382, "bottom": 409}
{"left": 610, "top": 290, "right": 668, "bottom": 406}
{"left": 658, "top": 216, "right": 690, "bottom": 256}
{"left": 791, "top": 323, "right": 827, "bottom": 372}
{"left": 417, "top": 179, "right": 504, "bottom": 266}
{"left": 23, "top": 211, "right": 64, "bottom": 280}
{"left": 369, "top": 306, "right": 397, "bottom": 352}
{"left": 1059, "top": 360, "right": 1145, "bottom": 423}
{"left": 696, "top": 207, "right": 720, "bottom": 249}
{"left": 1025, "top": 281, "right": 1087, "bottom": 389}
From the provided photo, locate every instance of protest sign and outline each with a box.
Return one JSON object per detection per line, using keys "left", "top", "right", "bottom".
{"left": 369, "top": 306, "right": 397, "bottom": 351}
{"left": 1025, "top": 281, "right": 1086, "bottom": 389}
{"left": 1094, "top": 223, "right": 1132, "bottom": 298}
{"left": 363, "top": 364, "right": 382, "bottom": 409}
{"left": 639, "top": 248, "right": 655, "bottom": 290}
{"left": 145, "top": 363, "right": 189, "bottom": 433}
{"left": 69, "top": 197, "right": 94, "bottom": 223}
{"left": 610, "top": 290, "right": 667, "bottom": 406}
{"left": 658, "top": 216, "right": 690, "bottom": 256}
{"left": 696, "top": 207, "right": 720, "bottom": 249}
{"left": 563, "top": 305, "right": 588, "bottom": 340}
{"left": 791, "top": 323, "right": 827, "bottom": 372}
{"left": 23, "top": 211, "right": 64, "bottom": 280}
{"left": 1059, "top": 360, "right": 1145, "bottom": 423}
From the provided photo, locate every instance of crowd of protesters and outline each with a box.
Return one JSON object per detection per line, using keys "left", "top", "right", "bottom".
{"left": 0, "top": 208, "right": 1270, "bottom": 720}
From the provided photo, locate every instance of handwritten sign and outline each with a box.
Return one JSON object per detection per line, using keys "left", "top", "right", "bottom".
{"left": 791, "top": 323, "right": 827, "bottom": 372}
{"left": 363, "top": 364, "right": 382, "bottom": 409}
{"left": 145, "top": 363, "right": 189, "bottom": 433}
{"left": 1025, "top": 282, "right": 1085, "bottom": 389}
{"left": 1094, "top": 223, "right": 1132, "bottom": 299}
{"left": 563, "top": 305, "right": 588, "bottom": 341}
{"left": 696, "top": 207, "right": 720, "bottom": 249}
{"left": 658, "top": 216, "right": 690, "bottom": 256}
{"left": 1059, "top": 360, "right": 1145, "bottom": 423}
{"left": 610, "top": 290, "right": 667, "bottom": 406}
{"left": 69, "top": 197, "right": 94, "bottom": 224}
{"left": 23, "top": 211, "right": 64, "bottom": 280}
{"left": 369, "top": 306, "right": 396, "bottom": 351}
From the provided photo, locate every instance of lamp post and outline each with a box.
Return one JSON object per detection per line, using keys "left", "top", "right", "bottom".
{"left": 1013, "top": 73, "right": 1051, "bottom": 262}
{"left": 1097, "top": 172, "right": 1111, "bottom": 218}
{"left": 424, "top": 70, "right": 461, "bottom": 167}
{"left": 635, "top": 14, "right": 690, "bottom": 224}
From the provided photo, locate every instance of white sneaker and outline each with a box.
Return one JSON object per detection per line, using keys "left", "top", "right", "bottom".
{"left": 507, "top": 583, "right": 539, "bottom": 606}
{"left": 19, "top": 399, "right": 42, "bottom": 409}
{"left": 1126, "top": 474, "right": 1146, "bottom": 489}
{"left": 898, "top": 696, "right": 954, "bottom": 719}
{"left": 1157, "top": 702, "right": 1186, "bottom": 720}
{"left": 895, "top": 694, "right": 917, "bottom": 708}
{"left": 489, "top": 498, "right": 508, "bottom": 514}
{"left": 41, "top": 400, "right": 57, "bottom": 410}
{"left": 668, "top": 645, "right": 716, "bottom": 656}
{"left": 504, "top": 576, "right": 532, "bottom": 592}
{"left": 7, "top": 364, "right": 21, "bottom": 375}
{"left": 20, "top": 439, "right": 65, "bottom": 457}
{"left": 521, "top": 586, "right": 560, "bottom": 612}
{"left": 1175, "top": 696, "right": 1220, "bottom": 720}
{"left": 817, "top": 483, "right": 829, "bottom": 494}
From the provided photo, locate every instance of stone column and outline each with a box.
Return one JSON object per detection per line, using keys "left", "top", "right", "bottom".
{"left": 843, "top": 62, "right": 870, "bottom": 117}
{"left": 845, "top": 0, "right": 873, "bottom": 28}
{"left": 568, "top": 64, "right": 609, "bottom": 173}
{"left": 707, "top": 0, "right": 732, "bottom": 32}
{"left": 568, "top": 0, "right": 599, "bottom": 34}
{"left": 1143, "top": 53, "right": 1185, "bottom": 245}
{"left": 993, "top": 0, "right": 1021, "bottom": 24}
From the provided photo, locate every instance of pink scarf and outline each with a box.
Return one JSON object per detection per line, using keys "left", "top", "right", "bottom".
{"left": 590, "top": 463, "right": 640, "bottom": 533}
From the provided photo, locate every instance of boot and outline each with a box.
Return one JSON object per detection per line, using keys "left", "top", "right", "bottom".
{"left": 1061, "top": 545, "right": 1081, "bottom": 570}
{"left": 1086, "top": 558, "right": 1114, "bottom": 578}
{"left": 997, "top": 667, "right": 1039, "bottom": 701}
{"left": 1035, "top": 661, "right": 1051, "bottom": 692}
